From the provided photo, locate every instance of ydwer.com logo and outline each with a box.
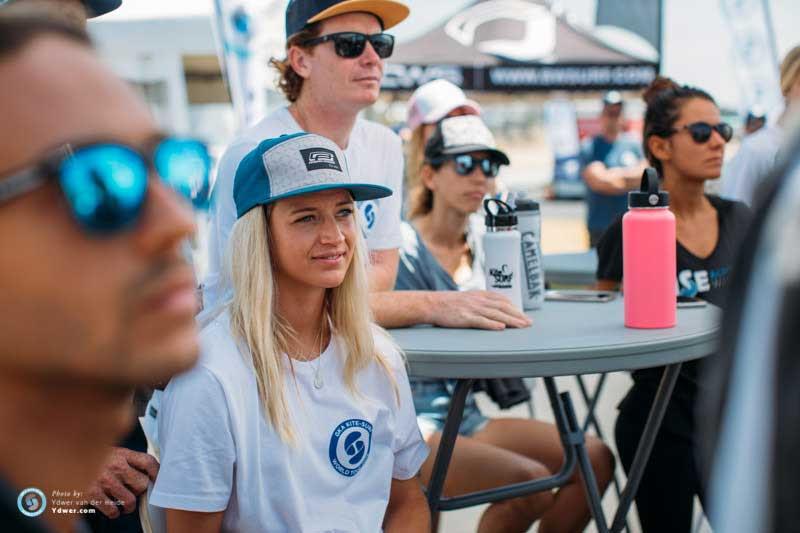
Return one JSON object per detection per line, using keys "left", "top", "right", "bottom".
{"left": 17, "top": 488, "right": 46, "bottom": 517}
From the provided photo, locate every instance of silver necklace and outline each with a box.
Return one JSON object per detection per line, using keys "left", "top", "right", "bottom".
{"left": 312, "top": 321, "right": 328, "bottom": 389}
{"left": 301, "top": 322, "right": 325, "bottom": 389}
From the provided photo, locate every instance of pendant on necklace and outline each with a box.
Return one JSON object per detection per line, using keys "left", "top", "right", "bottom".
{"left": 313, "top": 370, "right": 324, "bottom": 389}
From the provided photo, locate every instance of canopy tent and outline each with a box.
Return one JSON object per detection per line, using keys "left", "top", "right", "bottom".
{"left": 382, "top": 0, "right": 661, "bottom": 92}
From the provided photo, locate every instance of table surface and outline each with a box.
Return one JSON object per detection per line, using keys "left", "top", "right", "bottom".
{"left": 543, "top": 250, "right": 598, "bottom": 286}
{"left": 390, "top": 299, "right": 721, "bottom": 378}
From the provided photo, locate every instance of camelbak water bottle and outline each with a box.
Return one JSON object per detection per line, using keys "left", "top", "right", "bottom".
{"left": 483, "top": 198, "right": 523, "bottom": 311}
{"left": 515, "top": 197, "right": 545, "bottom": 310}
{"left": 623, "top": 168, "right": 676, "bottom": 328}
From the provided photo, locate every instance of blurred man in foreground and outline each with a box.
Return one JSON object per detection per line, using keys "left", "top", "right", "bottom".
{"left": 0, "top": 12, "right": 203, "bottom": 533}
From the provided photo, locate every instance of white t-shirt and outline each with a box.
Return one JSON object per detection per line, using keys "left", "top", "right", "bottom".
{"left": 150, "top": 312, "right": 428, "bottom": 533}
{"left": 202, "top": 107, "right": 405, "bottom": 311}
{"left": 720, "top": 124, "right": 783, "bottom": 206}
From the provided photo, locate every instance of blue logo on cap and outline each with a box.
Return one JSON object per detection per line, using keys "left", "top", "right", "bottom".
{"left": 17, "top": 488, "right": 46, "bottom": 517}
{"left": 329, "top": 419, "right": 372, "bottom": 477}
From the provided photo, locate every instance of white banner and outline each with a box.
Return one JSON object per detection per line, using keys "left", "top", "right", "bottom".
{"left": 213, "top": 0, "right": 282, "bottom": 131}
{"left": 719, "top": 0, "right": 783, "bottom": 119}
{"left": 544, "top": 98, "right": 584, "bottom": 198}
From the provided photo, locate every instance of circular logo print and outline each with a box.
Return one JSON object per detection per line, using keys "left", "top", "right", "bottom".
{"left": 17, "top": 488, "right": 46, "bottom": 517}
{"left": 329, "top": 419, "right": 372, "bottom": 477}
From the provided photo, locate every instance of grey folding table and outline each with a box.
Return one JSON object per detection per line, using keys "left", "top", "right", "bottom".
{"left": 542, "top": 250, "right": 599, "bottom": 287}
{"left": 390, "top": 299, "right": 720, "bottom": 533}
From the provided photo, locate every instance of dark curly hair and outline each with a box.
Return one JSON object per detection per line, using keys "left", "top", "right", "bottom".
{"left": 642, "top": 76, "right": 716, "bottom": 174}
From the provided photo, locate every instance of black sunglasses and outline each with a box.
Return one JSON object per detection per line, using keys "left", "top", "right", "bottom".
{"left": 301, "top": 32, "right": 394, "bottom": 59}
{"left": 670, "top": 122, "right": 733, "bottom": 144}
{"left": 430, "top": 154, "right": 501, "bottom": 179}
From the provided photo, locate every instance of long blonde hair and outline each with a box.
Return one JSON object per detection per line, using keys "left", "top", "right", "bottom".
{"left": 227, "top": 205, "right": 398, "bottom": 443}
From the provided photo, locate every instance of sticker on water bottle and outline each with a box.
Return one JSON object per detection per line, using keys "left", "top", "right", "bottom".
{"left": 488, "top": 264, "right": 514, "bottom": 288}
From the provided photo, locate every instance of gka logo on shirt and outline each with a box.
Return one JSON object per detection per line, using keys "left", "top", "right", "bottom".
{"left": 300, "top": 147, "right": 342, "bottom": 172}
{"left": 329, "top": 419, "right": 372, "bottom": 477}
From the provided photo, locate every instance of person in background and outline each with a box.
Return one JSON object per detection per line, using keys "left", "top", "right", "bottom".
{"left": 151, "top": 133, "right": 429, "bottom": 532}
{"left": 744, "top": 106, "right": 767, "bottom": 135}
{"left": 202, "top": 0, "right": 410, "bottom": 321}
{"left": 399, "top": 114, "right": 615, "bottom": 533}
{"left": 721, "top": 44, "right": 800, "bottom": 206}
{"left": 203, "top": 2, "right": 530, "bottom": 336}
{"left": 581, "top": 90, "right": 648, "bottom": 247}
{"left": 596, "top": 76, "right": 752, "bottom": 533}
{"left": 0, "top": 12, "right": 202, "bottom": 533}
{"left": 404, "top": 78, "right": 481, "bottom": 199}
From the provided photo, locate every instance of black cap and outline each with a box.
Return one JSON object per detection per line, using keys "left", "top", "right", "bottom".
{"left": 628, "top": 168, "right": 669, "bottom": 208}
{"left": 514, "top": 197, "right": 540, "bottom": 212}
{"left": 484, "top": 198, "right": 517, "bottom": 228}
{"left": 285, "top": 0, "right": 409, "bottom": 38}
{"left": 425, "top": 115, "right": 510, "bottom": 165}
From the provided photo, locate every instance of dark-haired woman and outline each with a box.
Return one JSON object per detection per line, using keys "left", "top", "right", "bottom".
{"left": 596, "top": 77, "right": 752, "bottom": 533}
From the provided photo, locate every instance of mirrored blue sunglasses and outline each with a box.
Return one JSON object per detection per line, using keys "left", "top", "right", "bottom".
{"left": 0, "top": 137, "right": 211, "bottom": 234}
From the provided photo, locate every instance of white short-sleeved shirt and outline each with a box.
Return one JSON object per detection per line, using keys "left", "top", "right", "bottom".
{"left": 720, "top": 124, "right": 783, "bottom": 206}
{"left": 202, "top": 107, "right": 405, "bottom": 310}
{"left": 150, "top": 312, "right": 428, "bottom": 533}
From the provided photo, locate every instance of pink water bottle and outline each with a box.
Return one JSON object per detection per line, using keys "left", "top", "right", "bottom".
{"left": 623, "top": 168, "right": 676, "bottom": 328}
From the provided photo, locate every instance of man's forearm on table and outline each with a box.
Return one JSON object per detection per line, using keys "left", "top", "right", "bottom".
{"left": 370, "top": 290, "right": 435, "bottom": 328}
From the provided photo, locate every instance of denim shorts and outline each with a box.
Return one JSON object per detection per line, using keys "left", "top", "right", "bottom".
{"left": 410, "top": 378, "right": 489, "bottom": 440}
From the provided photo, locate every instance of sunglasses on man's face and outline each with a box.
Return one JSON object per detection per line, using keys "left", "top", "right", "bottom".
{"left": 446, "top": 154, "right": 501, "bottom": 179}
{"left": 0, "top": 137, "right": 211, "bottom": 234}
{"left": 301, "top": 32, "right": 394, "bottom": 59}
{"left": 671, "top": 122, "right": 733, "bottom": 144}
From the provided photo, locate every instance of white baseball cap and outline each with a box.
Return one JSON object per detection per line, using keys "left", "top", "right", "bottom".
{"left": 406, "top": 79, "right": 481, "bottom": 131}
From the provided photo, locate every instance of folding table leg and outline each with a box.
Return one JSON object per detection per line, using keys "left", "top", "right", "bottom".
{"left": 610, "top": 363, "right": 682, "bottom": 533}
{"left": 425, "top": 379, "right": 474, "bottom": 513}
{"left": 544, "top": 378, "right": 610, "bottom": 533}
{"left": 576, "top": 374, "right": 631, "bottom": 532}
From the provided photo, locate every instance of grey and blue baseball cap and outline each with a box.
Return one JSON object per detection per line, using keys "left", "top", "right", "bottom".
{"left": 285, "top": 0, "right": 409, "bottom": 38}
{"left": 425, "top": 115, "right": 510, "bottom": 165}
{"left": 233, "top": 132, "right": 392, "bottom": 219}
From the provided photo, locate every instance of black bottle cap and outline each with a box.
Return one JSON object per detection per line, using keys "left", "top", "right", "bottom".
{"left": 628, "top": 168, "right": 670, "bottom": 208}
{"left": 514, "top": 197, "right": 540, "bottom": 212}
{"left": 484, "top": 198, "right": 517, "bottom": 227}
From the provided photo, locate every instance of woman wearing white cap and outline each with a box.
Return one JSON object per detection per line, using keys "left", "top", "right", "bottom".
{"left": 398, "top": 115, "right": 615, "bottom": 533}
{"left": 405, "top": 79, "right": 481, "bottom": 195}
{"left": 150, "top": 133, "right": 430, "bottom": 532}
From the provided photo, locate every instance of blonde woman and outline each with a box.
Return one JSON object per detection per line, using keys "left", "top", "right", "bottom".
{"left": 398, "top": 115, "right": 615, "bottom": 533}
{"left": 150, "top": 133, "right": 430, "bottom": 532}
